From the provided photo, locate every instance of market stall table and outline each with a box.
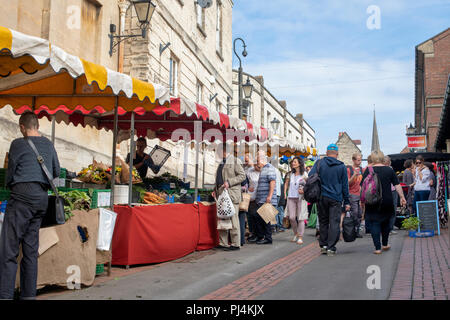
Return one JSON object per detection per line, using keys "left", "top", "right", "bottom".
{"left": 111, "top": 202, "right": 219, "bottom": 266}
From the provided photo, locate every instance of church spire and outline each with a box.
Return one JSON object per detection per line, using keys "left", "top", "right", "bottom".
{"left": 371, "top": 109, "right": 380, "bottom": 152}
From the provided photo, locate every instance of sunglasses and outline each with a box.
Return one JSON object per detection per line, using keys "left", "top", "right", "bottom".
{"left": 416, "top": 161, "right": 422, "bottom": 165}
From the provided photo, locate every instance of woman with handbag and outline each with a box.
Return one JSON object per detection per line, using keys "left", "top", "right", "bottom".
{"left": 284, "top": 157, "right": 309, "bottom": 245}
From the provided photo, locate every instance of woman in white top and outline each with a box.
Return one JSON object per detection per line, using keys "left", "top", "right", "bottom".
{"left": 284, "top": 157, "right": 309, "bottom": 245}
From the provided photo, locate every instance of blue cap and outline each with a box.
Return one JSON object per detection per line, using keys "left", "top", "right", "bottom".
{"left": 327, "top": 144, "right": 339, "bottom": 151}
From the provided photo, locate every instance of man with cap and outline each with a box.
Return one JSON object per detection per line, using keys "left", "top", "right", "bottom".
{"left": 309, "top": 144, "right": 350, "bottom": 256}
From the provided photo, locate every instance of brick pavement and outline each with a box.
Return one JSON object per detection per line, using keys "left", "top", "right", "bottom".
{"left": 389, "top": 232, "right": 450, "bottom": 300}
{"left": 199, "top": 242, "right": 321, "bottom": 300}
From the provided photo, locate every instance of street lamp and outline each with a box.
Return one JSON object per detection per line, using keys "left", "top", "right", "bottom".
{"left": 234, "top": 37, "right": 248, "bottom": 119}
{"left": 109, "top": 0, "right": 156, "bottom": 56}
{"left": 271, "top": 117, "right": 281, "bottom": 134}
{"left": 242, "top": 76, "right": 254, "bottom": 99}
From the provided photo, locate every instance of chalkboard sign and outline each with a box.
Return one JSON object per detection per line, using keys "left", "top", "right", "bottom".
{"left": 416, "top": 200, "right": 440, "bottom": 235}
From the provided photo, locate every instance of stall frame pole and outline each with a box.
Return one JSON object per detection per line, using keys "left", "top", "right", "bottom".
{"left": 51, "top": 116, "right": 56, "bottom": 145}
{"left": 194, "top": 121, "right": 201, "bottom": 201}
{"left": 110, "top": 97, "right": 119, "bottom": 210}
{"left": 128, "top": 111, "right": 135, "bottom": 205}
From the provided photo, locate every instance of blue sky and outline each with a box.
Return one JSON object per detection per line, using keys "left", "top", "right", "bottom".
{"left": 232, "top": 0, "right": 450, "bottom": 158}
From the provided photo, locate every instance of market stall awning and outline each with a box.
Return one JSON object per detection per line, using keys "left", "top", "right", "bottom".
{"left": 0, "top": 26, "right": 170, "bottom": 111}
{"left": 12, "top": 97, "right": 270, "bottom": 143}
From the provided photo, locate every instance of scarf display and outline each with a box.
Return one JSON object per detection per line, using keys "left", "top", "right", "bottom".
{"left": 436, "top": 161, "right": 449, "bottom": 227}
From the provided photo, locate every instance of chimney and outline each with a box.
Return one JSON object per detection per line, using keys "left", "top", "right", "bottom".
{"left": 254, "top": 75, "right": 264, "bottom": 86}
{"left": 279, "top": 100, "right": 287, "bottom": 108}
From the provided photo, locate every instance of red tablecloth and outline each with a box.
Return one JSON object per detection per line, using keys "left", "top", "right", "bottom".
{"left": 196, "top": 203, "right": 219, "bottom": 251}
{"left": 111, "top": 203, "right": 218, "bottom": 266}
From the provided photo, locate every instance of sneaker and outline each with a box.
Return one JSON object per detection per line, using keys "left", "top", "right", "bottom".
{"left": 390, "top": 231, "right": 398, "bottom": 235}
{"left": 320, "top": 246, "right": 328, "bottom": 254}
{"left": 327, "top": 249, "right": 336, "bottom": 257}
{"left": 291, "top": 235, "right": 299, "bottom": 242}
{"left": 296, "top": 237, "right": 303, "bottom": 245}
{"left": 256, "top": 239, "right": 272, "bottom": 245}
{"left": 247, "top": 236, "right": 258, "bottom": 243}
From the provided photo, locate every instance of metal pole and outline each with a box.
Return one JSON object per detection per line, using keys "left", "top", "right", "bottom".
{"left": 51, "top": 116, "right": 56, "bottom": 145}
{"left": 128, "top": 111, "right": 135, "bottom": 205}
{"left": 202, "top": 143, "right": 206, "bottom": 189}
{"left": 238, "top": 66, "right": 243, "bottom": 119}
{"left": 194, "top": 141, "right": 200, "bottom": 202}
{"left": 110, "top": 97, "right": 119, "bottom": 210}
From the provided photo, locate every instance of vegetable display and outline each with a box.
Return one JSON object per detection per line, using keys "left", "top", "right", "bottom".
{"left": 57, "top": 190, "right": 92, "bottom": 221}
{"left": 142, "top": 191, "right": 168, "bottom": 205}
{"left": 77, "top": 159, "right": 142, "bottom": 185}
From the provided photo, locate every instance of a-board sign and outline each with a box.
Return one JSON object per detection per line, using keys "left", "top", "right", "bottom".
{"left": 416, "top": 200, "right": 440, "bottom": 235}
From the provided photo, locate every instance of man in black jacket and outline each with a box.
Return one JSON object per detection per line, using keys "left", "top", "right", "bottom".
{"left": 0, "top": 112, "right": 60, "bottom": 299}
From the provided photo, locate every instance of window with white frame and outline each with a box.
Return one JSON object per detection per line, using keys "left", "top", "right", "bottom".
{"left": 196, "top": 81, "right": 203, "bottom": 104}
{"left": 216, "top": 1, "right": 223, "bottom": 54}
{"left": 216, "top": 100, "right": 221, "bottom": 113}
{"left": 169, "top": 56, "right": 179, "bottom": 97}
{"left": 196, "top": 3, "right": 205, "bottom": 30}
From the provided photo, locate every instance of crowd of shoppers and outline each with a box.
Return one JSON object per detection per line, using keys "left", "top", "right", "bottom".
{"left": 214, "top": 142, "right": 439, "bottom": 258}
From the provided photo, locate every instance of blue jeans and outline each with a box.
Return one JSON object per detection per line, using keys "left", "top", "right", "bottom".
{"left": 275, "top": 196, "right": 285, "bottom": 230}
{"left": 367, "top": 215, "right": 391, "bottom": 250}
{"left": 413, "top": 190, "right": 430, "bottom": 215}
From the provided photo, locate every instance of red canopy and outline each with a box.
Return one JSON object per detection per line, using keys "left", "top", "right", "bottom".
{"left": 14, "top": 97, "right": 269, "bottom": 143}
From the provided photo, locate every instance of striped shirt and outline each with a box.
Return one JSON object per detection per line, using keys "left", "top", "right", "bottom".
{"left": 255, "top": 163, "right": 278, "bottom": 205}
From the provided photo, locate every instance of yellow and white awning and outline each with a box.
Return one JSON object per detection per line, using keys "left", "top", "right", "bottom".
{"left": 0, "top": 26, "right": 170, "bottom": 112}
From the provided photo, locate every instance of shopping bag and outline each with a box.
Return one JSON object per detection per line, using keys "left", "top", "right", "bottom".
{"left": 307, "top": 204, "right": 318, "bottom": 228}
{"left": 216, "top": 189, "right": 236, "bottom": 219}
{"left": 282, "top": 216, "right": 291, "bottom": 229}
{"left": 97, "top": 208, "right": 118, "bottom": 251}
{"left": 257, "top": 203, "right": 278, "bottom": 224}
{"left": 342, "top": 212, "right": 357, "bottom": 242}
{"left": 239, "top": 193, "right": 251, "bottom": 212}
{"left": 217, "top": 218, "right": 233, "bottom": 230}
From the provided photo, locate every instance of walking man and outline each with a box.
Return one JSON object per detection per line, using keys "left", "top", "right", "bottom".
{"left": 254, "top": 151, "right": 278, "bottom": 245}
{"left": 347, "top": 153, "right": 363, "bottom": 238}
{"left": 0, "top": 112, "right": 61, "bottom": 299}
{"left": 214, "top": 144, "right": 246, "bottom": 251}
{"left": 309, "top": 144, "right": 350, "bottom": 256}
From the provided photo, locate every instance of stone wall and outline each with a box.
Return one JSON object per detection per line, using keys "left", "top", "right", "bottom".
{"left": 336, "top": 133, "right": 361, "bottom": 166}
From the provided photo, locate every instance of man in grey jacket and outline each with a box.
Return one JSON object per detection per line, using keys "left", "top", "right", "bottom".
{"left": 0, "top": 112, "right": 60, "bottom": 299}
{"left": 214, "top": 144, "right": 246, "bottom": 251}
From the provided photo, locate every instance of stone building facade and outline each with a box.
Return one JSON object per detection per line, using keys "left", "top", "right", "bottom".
{"left": 230, "top": 71, "right": 316, "bottom": 150}
{"left": 0, "top": 0, "right": 122, "bottom": 172}
{"left": 413, "top": 28, "right": 450, "bottom": 152}
{"left": 121, "top": 0, "right": 234, "bottom": 185}
{"left": 336, "top": 132, "right": 362, "bottom": 166}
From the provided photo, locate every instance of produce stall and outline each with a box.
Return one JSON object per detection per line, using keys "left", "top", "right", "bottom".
{"left": 0, "top": 27, "right": 278, "bottom": 269}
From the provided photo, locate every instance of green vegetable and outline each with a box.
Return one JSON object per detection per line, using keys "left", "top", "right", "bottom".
{"left": 402, "top": 217, "right": 420, "bottom": 230}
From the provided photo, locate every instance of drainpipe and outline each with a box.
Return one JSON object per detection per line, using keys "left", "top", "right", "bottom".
{"left": 118, "top": 0, "right": 130, "bottom": 73}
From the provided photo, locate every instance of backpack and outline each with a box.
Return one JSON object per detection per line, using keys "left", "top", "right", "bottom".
{"left": 360, "top": 166, "right": 382, "bottom": 206}
{"left": 304, "top": 160, "right": 321, "bottom": 203}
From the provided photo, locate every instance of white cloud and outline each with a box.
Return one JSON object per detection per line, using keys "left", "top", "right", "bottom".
{"left": 243, "top": 56, "right": 415, "bottom": 156}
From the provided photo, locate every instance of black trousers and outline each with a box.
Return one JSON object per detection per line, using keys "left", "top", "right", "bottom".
{"left": 0, "top": 190, "right": 47, "bottom": 299}
{"left": 254, "top": 203, "right": 272, "bottom": 242}
{"left": 238, "top": 211, "right": 246, "bottom": 246}
{"left": 246, "top": 201, "right": 258, "bottom": 236}
{"left": 317, "top": 196, "right": 342, "bottom": 252}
